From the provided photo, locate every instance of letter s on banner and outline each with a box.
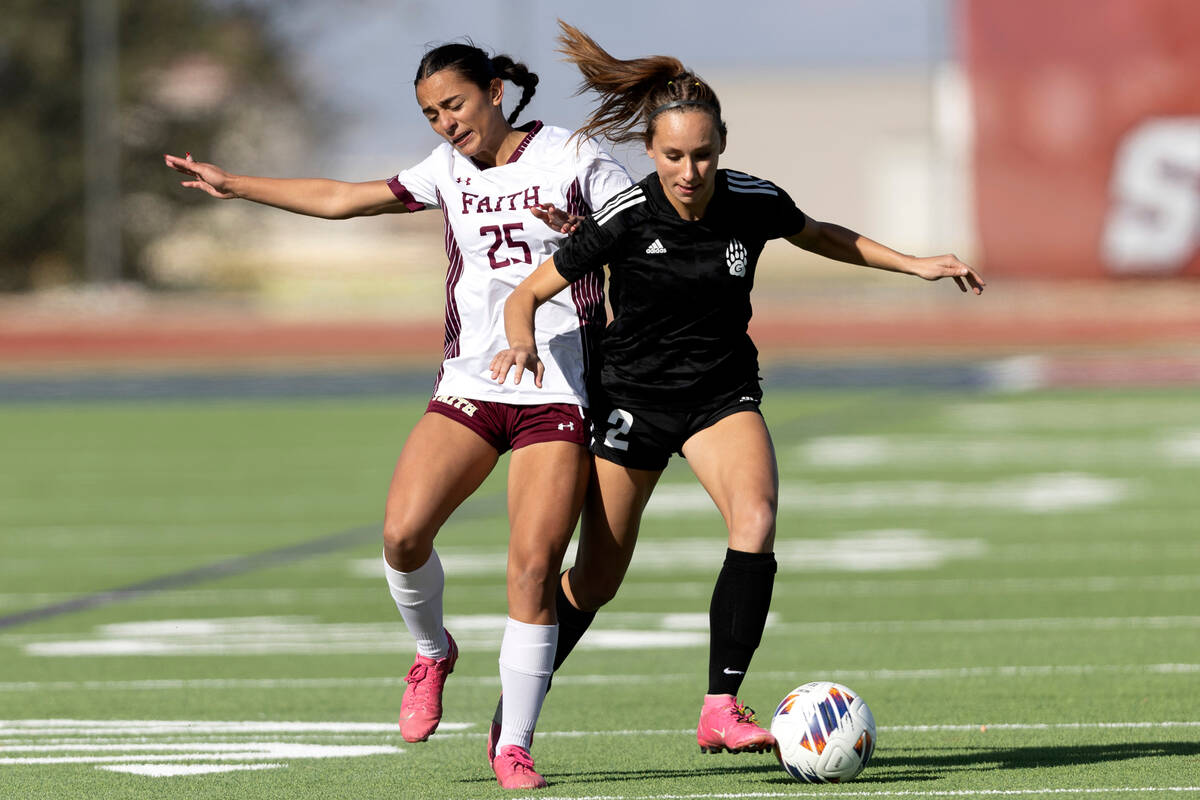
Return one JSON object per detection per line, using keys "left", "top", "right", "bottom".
{"left": 1101, "top": 116, "right": 1200, "bottom": 275}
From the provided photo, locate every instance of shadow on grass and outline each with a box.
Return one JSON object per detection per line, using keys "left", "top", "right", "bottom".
{"left": 452, "top": 741, "right": 1200, "bottom": 788}
{"left": 757, "top": 740, "right": 1200, "bottom": 785}
{"left": 878, "top": 740, "right": 1200, "bottom": 770}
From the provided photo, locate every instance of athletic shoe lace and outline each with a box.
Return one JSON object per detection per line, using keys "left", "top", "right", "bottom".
{"left": 732, "top": 703, "right": 759, "bottom": 725}
{"left": 404, "top": 661, "right": 441, "bottom": 709}
{"left": 505, "top": 747, "right": 536, "bottom": 772}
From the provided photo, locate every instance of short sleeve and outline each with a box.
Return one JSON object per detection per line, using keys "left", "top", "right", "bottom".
{"left": 767, "top": 185, "right": 808, "bottom": 240}
{"left": 554, "top": 214, "right": 621, "bottom": 283}
{"left": 384, "top": 147, "right": 443, "bottom": 212}
{"left": 577, "top": 140, "right": 633, "bottom": 212}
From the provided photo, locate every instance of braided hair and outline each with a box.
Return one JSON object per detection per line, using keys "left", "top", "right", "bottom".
{"left": 414, "top": 42, "right": 539, "bottom": 126}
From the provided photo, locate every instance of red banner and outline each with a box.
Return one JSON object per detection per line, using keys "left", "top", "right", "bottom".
{"left": 963, "top": 0, "right": 1200, "bottom": 277}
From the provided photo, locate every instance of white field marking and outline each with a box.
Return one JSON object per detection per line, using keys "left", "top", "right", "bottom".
{"left": 4, "top": 718, "right": 1196, "bottom": 740}
{"left": 0, "top": 743, "right": 399, "bottom": 765}
{"left": 884, "top": 721, "right": 1200, "bottom": 732}
{"left": 769, "top": 615, "right": 1200, "bottom": 635}
{"left": 0, "top": 719, "right": 404, "bottom": 778}
{"left": 0, "top": 664, "right": 1196, "bottom": 695}
{"left": 430, "top": 721, "right": 1200, "bottom": 743}
{"left": 797, "top": 434, "right": 1200, "bottom": 468}
{"left": 9, "top": 572, "right": 1197, "bottom": 613}
{"left": 100, "top": 763, "right": 284, "bottom": 776}
{"left": 0, "top": 720, "right": 432, "bottom": 735}
{"left": 0, "top": 587, "right": 387, "bottom": 610}
{"left": 986, "top": 542, "right": 1199, "bottom": 563}
{"left": 645, "top": 473, "right": 1130, "bottom": 515}
{"left": 351, "top": 530, "right": 985, "bottom": 578}
{"left": 17, "top": 613, "right": 1198, "bottom": 658}
{"left": 766, "top": 574, "right": 1200, "bottom": 598}
{"left": 14, "top": 612, "right": 728, "bottom": 658}
{"left": 1164, "top": 431, "right": 1200, "bottom": 462}
{"left": 946, "top": 400, "right": 1200, "bottom": 431}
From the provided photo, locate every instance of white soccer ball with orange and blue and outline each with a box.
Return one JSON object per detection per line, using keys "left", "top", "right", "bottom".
{"left": 770, "top": 681, "right": 877, "bottom": 783}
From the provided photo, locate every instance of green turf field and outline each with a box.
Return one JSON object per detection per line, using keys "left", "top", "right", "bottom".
{"left": 1, "top": 385, "right": 1197, "bottom": 799}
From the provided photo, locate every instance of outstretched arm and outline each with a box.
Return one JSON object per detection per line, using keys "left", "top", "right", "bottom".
{"left": 163, "top": 153, "right": 411, "bottom": 220}
{"left": 787, "top": 219, "right": 985, "bottom": 294}
{"left": 489, "top": 256, "right": 572, "bottom": 388}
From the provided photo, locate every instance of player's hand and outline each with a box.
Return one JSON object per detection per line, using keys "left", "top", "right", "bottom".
{"left": 530, "top": 203, "right": 583, "bottom": 234}
{"left": 489, "top": 346, "right": 545, "bottom": 387}
{"left": 908, "top": 254, "right": 986, "bottom": 295}
{"left": 163, "top": 152, "right": 237, "bottom": 199}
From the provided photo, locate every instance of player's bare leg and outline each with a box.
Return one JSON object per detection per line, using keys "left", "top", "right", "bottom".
{"left": 489, "top": 440, "right": 588, "bottom": 788}
{"left": 488, "top": 458, "right": 659, "bottom": 764}
{"left": 567, "top": 459, "right": 662, "bottom": 611}
{"left": 383, "top": 413, "right": 499, "bottom": 742}
{"left": 683, "top": 411, "right": 779, "bottom": 754}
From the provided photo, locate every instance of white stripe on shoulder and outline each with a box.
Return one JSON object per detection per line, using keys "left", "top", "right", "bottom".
{"left": 726, "top": 170, "right": 773, "bottom": 186}
{"left": 728, "top": 185, "right": 781, "bottom": 196}
{"left": 726, "top": 172, "right": 779, "bottom": 195}
{"left": 593, "top": 185, "right": 646, "bottom": 226}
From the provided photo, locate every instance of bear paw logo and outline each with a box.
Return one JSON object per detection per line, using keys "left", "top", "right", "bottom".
{"left": 726, "top": 239, "right": 747, "bottom": 276}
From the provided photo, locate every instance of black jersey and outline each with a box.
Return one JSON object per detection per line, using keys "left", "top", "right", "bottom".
{"left": 554, "top": 169, "right": 807, "bottom": 408}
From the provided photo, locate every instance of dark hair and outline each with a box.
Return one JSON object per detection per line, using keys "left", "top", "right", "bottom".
{"left": 414, "top": 42, "right": 539, "bottom": 126}
{"left": 556, "top": 20, "right": 726, "bottom": 145}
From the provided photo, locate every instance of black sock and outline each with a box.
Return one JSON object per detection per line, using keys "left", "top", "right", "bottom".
{"left": 553, "top": 569, "right": 597, "bottom": 672}
{"left": 708, "top": 548, "right": 777, "bottom": 696}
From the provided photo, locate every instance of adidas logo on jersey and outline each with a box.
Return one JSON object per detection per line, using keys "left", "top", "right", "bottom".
{"left": 645, "top": 239, "right": 667, "bottom": 254}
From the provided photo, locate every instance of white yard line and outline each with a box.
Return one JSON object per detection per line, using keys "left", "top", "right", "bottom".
{"left": 4, "top": 573, "right": 1198, "bottom": 611}
{"left": 0, "top": 664, "right": 1195, "bottom": 695}
{"left": 2, "top": 718, "right": 1195, "bottom": 781}
{"left": 8, "top": 613, "right": 1197, "bottom": 658}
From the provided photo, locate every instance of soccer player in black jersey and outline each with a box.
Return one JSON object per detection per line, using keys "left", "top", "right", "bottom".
{"left": 492, "top": 21, "right": 985, "bottom": 760}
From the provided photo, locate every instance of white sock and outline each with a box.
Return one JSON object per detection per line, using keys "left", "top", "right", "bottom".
{"left": 383, "top": 550, "right": 448, "bottom": 659}
{"left": 496, "top": 617, "right": 558, "bottom": 751}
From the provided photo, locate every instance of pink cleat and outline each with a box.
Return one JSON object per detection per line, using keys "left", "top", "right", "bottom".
{"left": 398, "top": 630, "right": 458, "bottom": 743}
{"left": 486, "top": 695, "right": 503, "bottom": 764}
{"left": 487, "top": 717, "right": 501, "bottom": 765}
{"left": 485, "top": 695, "right": 534, "bottom": 766}
{"left": 492, "top": 744, "right": 547, "bottom": 790}
{"left": 696, "top": 694, "right": 775, "bottom": 754}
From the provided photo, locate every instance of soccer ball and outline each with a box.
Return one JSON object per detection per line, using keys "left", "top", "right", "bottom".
{"left": 770, "top": 681, "right": 876, "bottom": 783}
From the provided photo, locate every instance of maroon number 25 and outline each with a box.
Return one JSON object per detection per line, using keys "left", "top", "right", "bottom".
{"left": 480, "top": 223, "right": 532, "bottom": 269}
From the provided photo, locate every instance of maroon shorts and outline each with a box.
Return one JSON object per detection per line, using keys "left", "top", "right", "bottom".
{"left": 425, "top": 395, "right": 588, "bottom": 454}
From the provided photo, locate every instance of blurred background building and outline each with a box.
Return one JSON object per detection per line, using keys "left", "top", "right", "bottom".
{"left": 2, "top": 0, "right": 1198, "bottom": 369}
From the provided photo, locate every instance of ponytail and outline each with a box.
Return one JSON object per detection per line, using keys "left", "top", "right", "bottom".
{"left": 414, "top": 42, "right": 539, "bottom": 127}
{"left": 557, "top": 20, "right": 725, "bottom": 145}
{"left": 490, "top": 55, "right": 539, "bottom": 125}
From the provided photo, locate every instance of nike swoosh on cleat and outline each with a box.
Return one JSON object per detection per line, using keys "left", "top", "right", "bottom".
{"left": 723, "top": 668, "right": 745, "bottom": 675}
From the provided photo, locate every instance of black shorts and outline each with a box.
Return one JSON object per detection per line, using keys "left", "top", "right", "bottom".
{"left": 589, "top": 386, "right": 763, "bottom": 471}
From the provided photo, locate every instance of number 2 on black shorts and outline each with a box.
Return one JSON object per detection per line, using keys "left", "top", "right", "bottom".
{"left": 603, "top": 409, "right": 633, "bottom": 451}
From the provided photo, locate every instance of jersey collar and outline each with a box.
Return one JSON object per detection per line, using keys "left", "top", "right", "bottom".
{"left": 468, "top": 120, "right": 544, "bottom": 171}
{"left": 644, "top": 168, "right": 727, "bottom": 221}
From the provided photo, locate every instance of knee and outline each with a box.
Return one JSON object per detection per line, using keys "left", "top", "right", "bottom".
{"left": 508, "top": 559, "right": 559, "bottom": 598}
{"left": 382, "top": 511, "right": 434, "bottom": 571}
{"left": 729, "top": 498, "right": 777, "bottom": 551}
{"left": 566, "top": 565, "right": 622, "bottom": 612}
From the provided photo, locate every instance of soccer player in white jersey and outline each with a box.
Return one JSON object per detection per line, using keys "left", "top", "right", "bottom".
{"left": 165, "top": 41, "right": 631, "bottom": 790}
{"left": 492, "top": 21, "right": 985, "bottom": 760}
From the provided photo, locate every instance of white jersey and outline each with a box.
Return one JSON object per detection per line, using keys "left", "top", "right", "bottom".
{"left": 387, "top": 122, "right": 632, "bottom": 406}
